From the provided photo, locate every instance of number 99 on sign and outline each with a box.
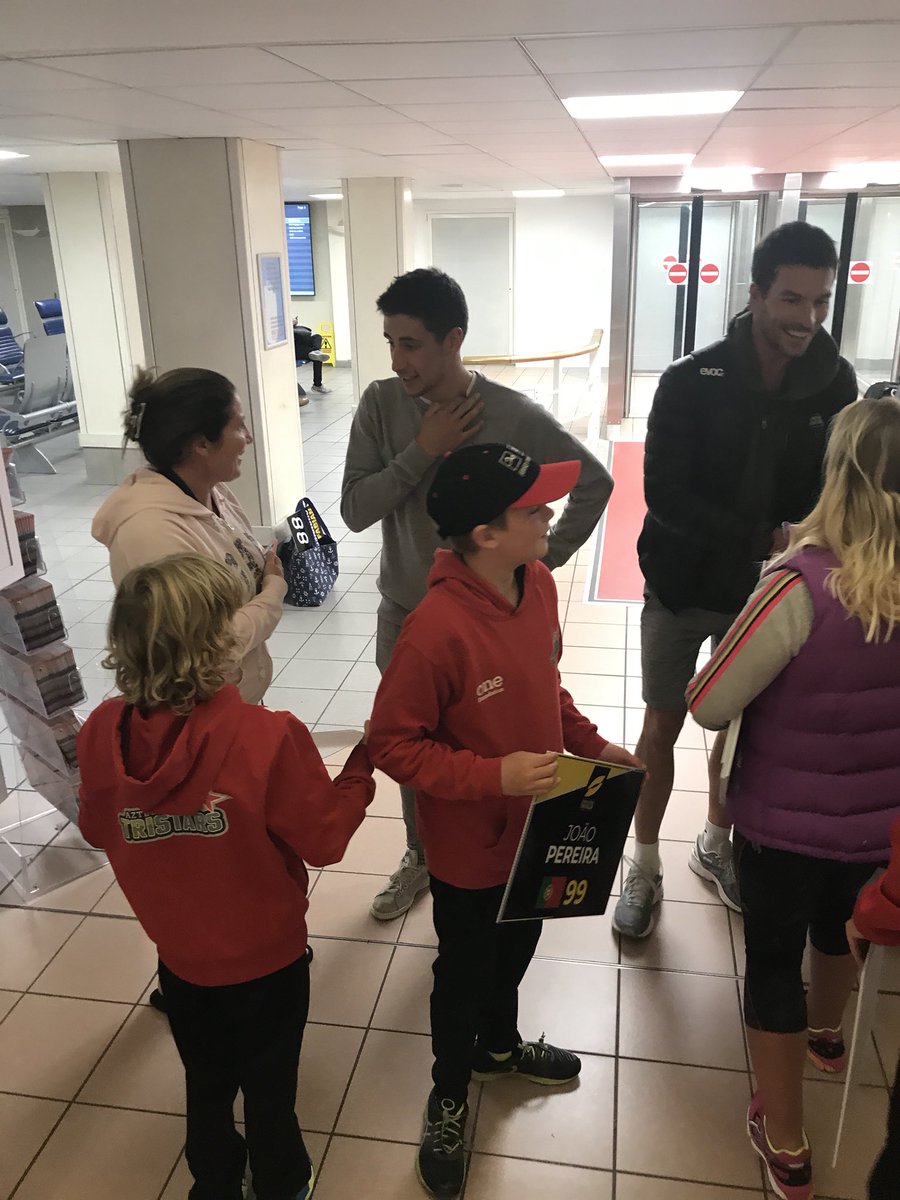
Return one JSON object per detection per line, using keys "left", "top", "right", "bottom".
{"left": 562, "top": 879, "right": 588, "bottom": 906}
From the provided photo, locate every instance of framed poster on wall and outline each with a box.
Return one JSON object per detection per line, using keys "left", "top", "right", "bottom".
{"left": 257, "top": 253, "right": 288, "bottom": 349}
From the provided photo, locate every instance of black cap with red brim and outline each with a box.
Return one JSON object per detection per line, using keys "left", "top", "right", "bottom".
{"left": 427, "top": 443, "right": 582, "bottom": 538}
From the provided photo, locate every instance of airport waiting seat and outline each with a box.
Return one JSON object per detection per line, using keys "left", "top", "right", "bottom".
{"left": 0, "top": 308, "right": 26, "bottom": 389}
{"left": 0, "top": 332, "right": 78, "bottom": 473}
{"left": 33, "top": 298, "right": 65, "bottom": 335}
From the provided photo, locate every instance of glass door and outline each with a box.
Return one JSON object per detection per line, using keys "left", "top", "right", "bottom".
{"left": 837, "top": 195, "right": 900, "bottom": 388}
{"left": 627, "top": 195, "right": 761, "bottom": 418}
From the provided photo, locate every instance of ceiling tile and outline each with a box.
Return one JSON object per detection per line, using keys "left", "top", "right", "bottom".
{"left": 755, "top": 60, "right": 900, "bottom": 89}
{"left": 29, "top": 48, "right": 318, "bottom": 87}
{"left": 0, "top": 114, "right": 157, "bottom": 143}
{"left": 523, "top": 27, "right": 790, "bottom": 74}
{"left": 392, "top": 100, "right": 565, "bottom": 122}
{"left": 341, "top": 75, "right": 551, "bottom": 105}
{"left": 776, "top": 22, "right": 900, "bottom": 64}
{"left": 148, "top": 81, "right": 369, "bottom": 110}
{"left": 433, "top": 118, "right": 577, "bottom": 136}
{"left": 0, "top": 59, "right": 105, "bottom": 91}
{"left": 240, "top": 105, "right": 413, "bottom": 127}
{"left": 722, "top": 107, "right": 884, "bottom": 127}
{"left": 739, "top": 87, "right": 900, "bottom": 109}
{"left": 266, "top": 40, "right": 532, "bottom": 80}
{"left": 549, "top": 66, "right": 758, "bottom": 96}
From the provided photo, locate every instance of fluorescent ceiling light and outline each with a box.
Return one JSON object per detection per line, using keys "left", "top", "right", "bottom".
{"left": 564, "top": 91, "right": 743, "bottom": 120}
{"left": 599, "top": 153, "right": 695, "bottom": 168}
{"left": 822, "top": 161, "right": 900, "bottom": 188}
{"left": 680, "top": 165, "right": 762, "bottom": 193}
{"left": 309, "top": 192, "right": 343, "bottom": 200}
{"left": 512, "top": 189, "right": 565, "bottom": 198}
{"left": 0, "top": 150, "right": 28, "bottom": 161}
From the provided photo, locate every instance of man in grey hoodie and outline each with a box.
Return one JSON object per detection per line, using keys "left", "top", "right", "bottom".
{"left": 341, "top": 267, "right": 613, "bottom": 920}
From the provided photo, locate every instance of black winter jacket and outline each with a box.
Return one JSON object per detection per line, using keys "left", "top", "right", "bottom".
{"left": 638, "top": 312, "right": 857, "bottom": 615}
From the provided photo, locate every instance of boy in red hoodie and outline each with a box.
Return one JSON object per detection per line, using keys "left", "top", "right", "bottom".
{"left": 368, "top": 443, "right": 640, "bottom": 1198}
{"left": 77, "top": 554, "right": 374, "bottom": 1200}
{"left": 847, "top": 816, "right": 900, "bottom": 1200}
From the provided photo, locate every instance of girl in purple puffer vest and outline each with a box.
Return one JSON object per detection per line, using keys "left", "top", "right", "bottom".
{"left": 687, "top": 397, "right": 900, "bottom": 1200}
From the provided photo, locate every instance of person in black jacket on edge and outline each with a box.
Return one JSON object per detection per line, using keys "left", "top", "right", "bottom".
{"left": 613, "top": 221, "right": 858, "bottom": 940}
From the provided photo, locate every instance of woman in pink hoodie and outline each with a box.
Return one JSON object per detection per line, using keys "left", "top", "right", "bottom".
{"left": 93, "top": 368, "right": 286, "bottom": 706}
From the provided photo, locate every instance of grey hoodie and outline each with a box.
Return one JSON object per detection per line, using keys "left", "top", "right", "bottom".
{"left": 341, "top": 373, "right": 613, "bottom": 613}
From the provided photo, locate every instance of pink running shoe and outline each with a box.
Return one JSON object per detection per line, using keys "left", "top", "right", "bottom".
{"left": 807, "top": 1026, "right": 846, "bottom": 1073}
{"left": 747, "top": 1095, "right": 814, "bottom": 1200}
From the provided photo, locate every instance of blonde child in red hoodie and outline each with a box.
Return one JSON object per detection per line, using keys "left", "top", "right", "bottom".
{"left": 368, "top": 444, "right": 640, "bottom": 1199}
{"left": 78, "top": 554, "right": 375, "bottom": 1200}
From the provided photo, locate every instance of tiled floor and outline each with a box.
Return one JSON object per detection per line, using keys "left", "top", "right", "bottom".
{"left": 0, "top": 365, "right": 894, "bottom": 1199}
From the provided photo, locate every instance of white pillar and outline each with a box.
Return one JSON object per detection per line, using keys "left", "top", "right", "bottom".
{"left": 119, "top": 137, "right": 302, "bottom": 530}
{"left": 42, "top": 172, "right": 146, "bottom": 481}
{"left": 343, "top": 177, "right": 412, "bottom": 401}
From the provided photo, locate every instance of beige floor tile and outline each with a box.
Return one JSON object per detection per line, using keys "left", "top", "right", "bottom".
{"left": 804, "top": 1076, "right": 888, "bottom": 1199}
{"left": 313, "top": 1136, "right": 425, "bottom": 1200}
{"left": 306, "top": 871, "right": 403, "bottom": 943}
{"left": 160, "top": 1132, "right": 328, "bottom": 1200}
{"left": 561, "top": 671, "right": 625, "bottom": 708}
{"left": 563, "top": 622, "right": 628, "bottom": 649}
{"left": 0, "top": 993, "right": 129, "bottom": 1099}
{"left": 80, "top": 1004, "right": 186, "bottom": 1113}
{"left": 562, "top": 646, "right": 626, "bottom": 675}
{"left": 617, "top": 1059, "right": 758, "bottom": 1188}
{"left": 298, "top": 1022, "right": 366, "bottom": 1134}
{"left": 619, "top": 969, "right": 747, "bottom": 1070}
{"left": 535, "top": 906, "right": 620, "bottom": 965}
{"left": 518, "top": 957, "right": 618, "bottom": 1056}
{"left": 92, "top": 880, "right": 137, "bottom": 917}
{"left": 307, "top": 937, "right": 393, "bottom": 1027}
{"left": 398, "top": 888, "right": 438, "bottom": 948}
{"left": 616, "top": 1175, "right": 764, "bottom": 1199}
{"left": 371, "top": 944, "right": 433, "bottom": 1035}
{"left": 0, "top": 906, "right": 82, "bottom": 990}
{"left": 474, "top": 1053, "right": 614, "bottom": 1168}
{"left": 466, "top": 1154, "right": 612, "bottom": 1199}
{"left": 23, "top": 854, "right": 111, "bottom": 911}
{"left": 367, "top": 769, "right": 405, "bottom": 819}
{"left": 659, "top": 790, "right": 709, "bottom": 843}
{"left": 31, "top": 913, "right": 158, "bottom": 1002}
{"left": 567, "top": 602, "right": 631, "bottom": 625}
{"left": 0, "top": 987, "right": 21, "bottom": 1020}
{"left": 578, "top": 705, "right": 625, "bottom": 744}
{"left": 337, "top": 1028, "right": 434, "bottom": 1142}
{"left": 619, "top": 901, "right": 736, "bottom": 977}
{"left": 13, "top": 1102, "right": 183, "bottom": 1200}
{"left": 0, "top": 1093, "right": 66, "bottom": 1198}
{"left": 326, "top": 814, "right": 406, "bottom": 876}
{"left": 672, "top": 747, "right": 711, "bottom": 792}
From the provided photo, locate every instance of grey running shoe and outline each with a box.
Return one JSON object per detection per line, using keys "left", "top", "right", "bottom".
{"left": 311, "top": 384, "right": 332, "bottom": 394}
{"left": 689, "top": 835, "right": 741, "bottom": 912}
{"left": 417, "top": 1089, "right": 468, "bottom": 1198}
{"left": 307, "top": 350, "right": 329, "bottom": 362}
{"left": 370, "top": 848, "right": 430, "bottom": 920}
{"left": 612, "top": 857, "right": 663, "bottom": 938}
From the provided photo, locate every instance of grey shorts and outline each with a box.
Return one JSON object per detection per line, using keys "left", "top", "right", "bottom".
{"left": 640, "top": 589, "right": 737, "bottom": 711}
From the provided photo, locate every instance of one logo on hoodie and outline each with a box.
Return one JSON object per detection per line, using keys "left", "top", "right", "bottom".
{"left": 118, "top": 792, "right": 232, "bottom": 844}
{"left": 476, "top": 675, "right": 505, "bottom": 702}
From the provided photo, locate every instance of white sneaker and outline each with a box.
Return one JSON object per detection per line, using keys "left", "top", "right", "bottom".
{"left": 370, "top": 848, "right": 430, "bottom": 920}
{"left": 311, "top": 384, "right": 331, "bottom": 395}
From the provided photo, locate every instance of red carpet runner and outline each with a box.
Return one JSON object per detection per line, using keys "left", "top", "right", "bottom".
{"left": 590, "top": 441, "right": 646, "bottom": 604}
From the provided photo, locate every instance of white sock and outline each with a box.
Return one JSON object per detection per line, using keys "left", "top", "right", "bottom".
{"left": 634, "top": 840, "right": 661, "bottom": 876}
{"left": 702, "top": 820, "right": 731, "bottom": 852}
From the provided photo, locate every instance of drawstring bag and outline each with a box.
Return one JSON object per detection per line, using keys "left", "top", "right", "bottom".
{"left": 278, "top": 497, "right": 339, "bottom": 607}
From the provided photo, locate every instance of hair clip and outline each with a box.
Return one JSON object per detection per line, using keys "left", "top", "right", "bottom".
{"left": 133, "top": 401, "right": 147, "bottom": 440}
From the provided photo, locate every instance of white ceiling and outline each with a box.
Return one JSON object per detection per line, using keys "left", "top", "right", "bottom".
{"left": 0, "top": 3, "right": 898, "bottom": 205}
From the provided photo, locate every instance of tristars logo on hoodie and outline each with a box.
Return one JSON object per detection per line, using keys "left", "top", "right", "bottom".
{"left": 118, "top": 793, "right": 231, "bottom": 844}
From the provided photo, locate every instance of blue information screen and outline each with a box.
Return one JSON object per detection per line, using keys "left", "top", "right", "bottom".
{"left": 284, "top": 202, "right": 315, "bottom": 296}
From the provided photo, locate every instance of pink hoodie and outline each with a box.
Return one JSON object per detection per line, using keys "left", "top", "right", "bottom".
{"left": 92, "top": 468, "right": 286, "bottom": 703}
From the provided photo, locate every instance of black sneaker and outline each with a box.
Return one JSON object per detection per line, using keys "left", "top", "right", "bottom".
{"left": 148, "top": 988, "right": 167, "bottom": 1014}
{"left": 471, "top": 1034, "right": 581, "bottom": 1085}
{"left": 416, "top": 1089, "right": 468, "bottom": 1198}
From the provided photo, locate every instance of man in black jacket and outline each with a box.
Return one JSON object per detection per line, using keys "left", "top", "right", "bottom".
{"left": 613, "top": 222, "right": 858, "bottom": 939}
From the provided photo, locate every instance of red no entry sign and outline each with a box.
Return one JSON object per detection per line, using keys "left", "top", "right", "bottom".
{"left": 663, "top": 255, "right": 677, "bottom": 272}
{"left": 667, "top": 262, "right": 688, "bottom": 285}
{"left": 700, "top": 263, "right": 720, "bottom": 284}
{"left": 849, "top": 261, "right": 870, "bottom": 283}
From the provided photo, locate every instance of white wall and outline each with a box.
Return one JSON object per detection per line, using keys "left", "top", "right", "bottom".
{"left": 2, "top": 206, "right": 58, "bottom": 337}
{"left": 413, "top": 194, "right": 613, "bottom": 368}
{"left": 326, "top": 199, "right": 351, "bottom": 364}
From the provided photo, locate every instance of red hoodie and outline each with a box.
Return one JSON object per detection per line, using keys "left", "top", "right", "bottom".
{"left": 368, "top": 550, "right": 608, "bottom": 889}
{"left": 854, "top": 816, "right": 900, "bottom": 946}
{"left": 77, "top": 685, "right": 374, "bottom": 986}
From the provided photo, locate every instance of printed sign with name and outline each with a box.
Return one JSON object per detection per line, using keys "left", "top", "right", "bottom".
{"left": 497, "top": 754, "right": 644, "bottom": 924}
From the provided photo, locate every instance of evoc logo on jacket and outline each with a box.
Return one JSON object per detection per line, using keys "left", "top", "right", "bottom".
{"left": 699, "top": 367, "right": 724, "bottom": 377}
{"left": 476, "top": 676, "right": 504, "bottom": 702}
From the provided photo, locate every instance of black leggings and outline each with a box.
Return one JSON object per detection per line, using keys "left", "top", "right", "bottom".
{"left": 735, "top": 831, "right": 879, "bottom": 1034}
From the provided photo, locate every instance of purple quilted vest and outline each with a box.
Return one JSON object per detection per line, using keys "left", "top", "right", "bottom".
{"left": 732, "top": 546, "right": 900, "bottom": 862}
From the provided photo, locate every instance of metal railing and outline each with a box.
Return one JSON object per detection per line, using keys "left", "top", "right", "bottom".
{"left": 463, "top": 328, "right": 603, "bottom": 417}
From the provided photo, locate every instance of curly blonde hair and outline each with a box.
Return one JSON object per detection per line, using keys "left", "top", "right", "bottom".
{"left": 103, "top": 555, "right": 243, "bottom": 713}
{"left": 776, "top": 397, "right": 900, "bottom": 643}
